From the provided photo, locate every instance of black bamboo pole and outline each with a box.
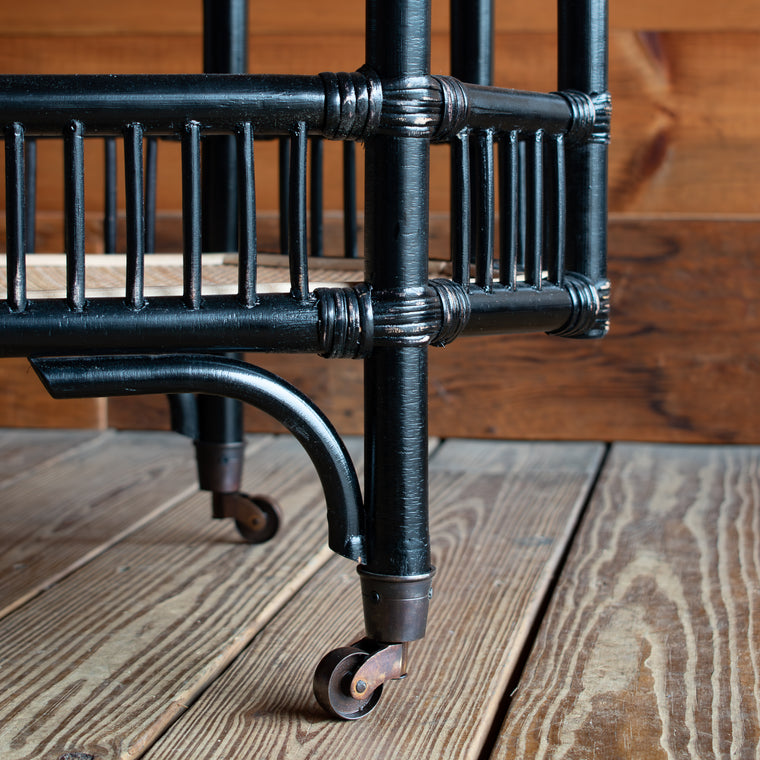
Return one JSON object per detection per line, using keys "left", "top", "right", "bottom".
{"left": 124, "top": 122, "right": 146, "bottom": 309}
{"left": 451, "top": 0, "right": 494, "bottom": 284}
{"left": 196, "top": 0, "right": 250, "bottom": 491}
{"left": 362, "top": 0, "right": 434, "bottom": 643}
{"left": 104, "top": 137, "right": 117, "bottom": 253}
{"left": 5, "top": 123, "right": 27, "bottom": 312}
{"left": 558, "top": 0, "right": 608, "bottom": 287}
{"left": 64, "top": 120, "right": 86, "bottom": 312}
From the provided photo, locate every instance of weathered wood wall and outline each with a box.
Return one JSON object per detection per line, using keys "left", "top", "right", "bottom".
{"left": 1, "top": 0, "right": 758, "bottom": 442}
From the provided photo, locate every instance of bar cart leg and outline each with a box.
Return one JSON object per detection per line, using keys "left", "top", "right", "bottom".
{"left": 196, "top": 391, "right": 282, "bottom": 545}
{"left": 189, "top": 0, "right": 284, "bottom": 543}
{"left": 313, "top": 344, "right": 435, "bottom": 719}
{"left": 312, "top": 0, "right": 435, "bottom": 719}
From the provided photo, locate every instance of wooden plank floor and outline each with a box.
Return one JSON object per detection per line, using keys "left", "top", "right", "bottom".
{"left": 0, "top": 432, "right": 758, "bottom": 759}
{"left": 495, "top": 444, "right": 760, "bottom": 759}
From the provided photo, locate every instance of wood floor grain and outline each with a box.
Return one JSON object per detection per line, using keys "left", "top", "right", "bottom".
{"left": 142, "top": 440, "right": 604, "bottom": 760}
{"left": 0, "top": 431, "right": 206, "bottom": 619}
{"left": 7, "top": 434, "right": 754, "bottom": 759}
{"left": 494, "top": 444, "right": 760, "bottom": 759}
{"left": 0, "top": 428, "right": 104, "bottom": 487}
{"left": 0, "top": 434, "right": 362, "bottom": 760}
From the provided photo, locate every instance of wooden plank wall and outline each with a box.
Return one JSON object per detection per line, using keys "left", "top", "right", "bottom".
{"left": 0, "top": 0, "right": 758, "bottom": 442}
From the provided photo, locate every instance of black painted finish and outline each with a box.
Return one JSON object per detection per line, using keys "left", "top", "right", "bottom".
{"left": 32, "top": 354, "right": 365, "bottom": 563}
{"left": 558, "top": 0, "right": 610, "bottom": 306}
{"left": 0, "top": 0, "right": 610, "bottom": 675}
{"left": 4, "top": 124, "right": 26, "bottom": 313}
{"left": 363, "top": 0, "right": 432, "bottom": 581}
{"left": 197, "top": 0, "right": 248, "bottom": 469}
{"left": 451, "top": 0, "right": 493, "bottom": 86}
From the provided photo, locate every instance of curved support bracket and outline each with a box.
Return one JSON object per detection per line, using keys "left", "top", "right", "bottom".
{"left": 30, "top": 354, "right": 365, "bottom": 561}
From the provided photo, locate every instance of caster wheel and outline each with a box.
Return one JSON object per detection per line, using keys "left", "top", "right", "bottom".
{"left": 232, "top": 493, "right": 281, "bottom": 544}
{"left": 313, "top": 646, "right": 383, "bottom": 720}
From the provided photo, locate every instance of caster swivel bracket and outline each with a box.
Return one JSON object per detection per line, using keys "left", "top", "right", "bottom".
{"left": 212, "top": 492, "right": 282, "bottom": 544}
{"left": 348, "top": 638, "right": 408, "bottom": 700}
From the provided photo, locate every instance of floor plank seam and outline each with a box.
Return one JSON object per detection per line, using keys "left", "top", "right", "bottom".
{"left": 1, "top": 433, "right": 359, "bottom": 760}
{"left": 129, "top": 546, "right": 338, "bottom": 760}
{"left": 475, "top": 442, "right": 612, "bottom": 760}
{"left": 125, "top": 436, "right": 365, "bottom": 759}
{"left": 0, "top": 479, "right": 201, "bottom": 623}
{"left": 0, "top": 433, "right": 277, "bottom": 623}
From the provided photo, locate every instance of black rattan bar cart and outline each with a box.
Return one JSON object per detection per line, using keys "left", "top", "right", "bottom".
{"left": 0, "top": 0, "right": 610, "bottom": 719}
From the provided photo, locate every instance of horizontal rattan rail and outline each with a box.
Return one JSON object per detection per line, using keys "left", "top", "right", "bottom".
{"left": 1, "top": 79, "right": 609, "bottom": 356}
{"left": 0, "top": 73, "right": 602, "bottom": 139}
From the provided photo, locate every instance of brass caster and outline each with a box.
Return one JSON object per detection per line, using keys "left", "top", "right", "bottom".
{"left": 313, "top": 639, "right": 407, "bottom": 720}
{"left": 213, "top": 492, "right": 281, "bottom": 544}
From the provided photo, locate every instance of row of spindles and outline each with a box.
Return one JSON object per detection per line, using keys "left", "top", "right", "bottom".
{"left": 3, "top": 122, "right": 361, "bottom": 313}
{"left": 4, "top": 121, "right": 568, "bottom": 314}
{"left": 450, "top": 128, "right": 567, "bottom": 293}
